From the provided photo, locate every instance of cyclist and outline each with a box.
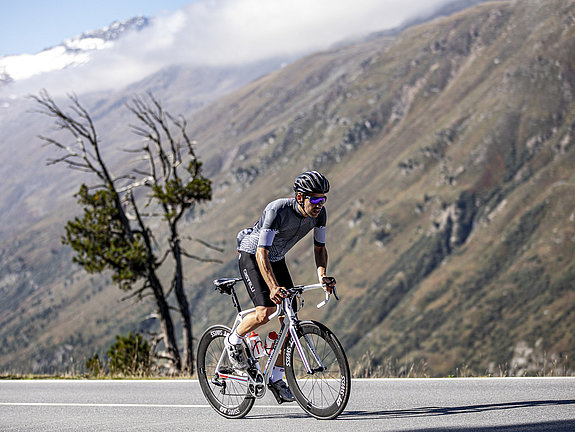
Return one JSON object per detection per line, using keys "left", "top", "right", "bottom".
{"left": 226, "top": 170, "right": 336, "bottom": 403}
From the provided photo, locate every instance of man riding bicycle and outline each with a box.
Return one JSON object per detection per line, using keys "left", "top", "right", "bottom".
{"left": 226, "top": 170, "right": 337, "bottom": 403}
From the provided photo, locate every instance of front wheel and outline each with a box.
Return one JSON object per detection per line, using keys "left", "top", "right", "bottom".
{"left": 284, "top": 321, "right": 351, "bottom": 420}
{"left": 196, "top": 325, "right": 255, "bottom": 419}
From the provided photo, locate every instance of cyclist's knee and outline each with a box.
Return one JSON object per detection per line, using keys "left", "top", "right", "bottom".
{"left": 254, "top": 306, "right": 275, "bottom": 324}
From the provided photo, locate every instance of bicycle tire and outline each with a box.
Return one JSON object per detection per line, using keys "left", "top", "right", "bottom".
{"left": 284, "top": 321, "right": 351, "bottom": 420}
{"left": 196, "top": 325, "right": 255, "bottom": 419}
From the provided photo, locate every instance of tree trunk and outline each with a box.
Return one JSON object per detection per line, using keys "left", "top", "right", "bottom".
{"left": 130, "top": 193, "right": 182, "bottom": 373}
{"left": 171, "top": 233, "right": 194, "bottom": 374}
{"left": 149, "top": 271, "right": 182, "bottom": 372}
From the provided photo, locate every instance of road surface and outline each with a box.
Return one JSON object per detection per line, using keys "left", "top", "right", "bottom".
{"left": 1, "top": 377, "right": 574, "bottom": 431}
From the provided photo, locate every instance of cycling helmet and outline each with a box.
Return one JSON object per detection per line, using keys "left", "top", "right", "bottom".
{"left": 293, "top": 171, "right": 330, "bottom": 194}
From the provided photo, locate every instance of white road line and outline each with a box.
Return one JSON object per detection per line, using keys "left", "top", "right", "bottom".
{"left": 0, "top": 402, "right": 296, "bottom": 409}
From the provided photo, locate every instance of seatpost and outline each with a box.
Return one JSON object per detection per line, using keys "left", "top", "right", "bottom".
{"left": 231, "top": 287, "right": 242, "bottom": 313}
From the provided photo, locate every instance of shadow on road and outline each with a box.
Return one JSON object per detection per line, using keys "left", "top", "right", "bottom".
{"left": 336, "top": 399, "right": 575, "bottom": 431}
{"left": 341, "top": 399, "right": 575, "bottom": 419}
{"left": 246, "top": 400, "right": 575, "bottom": 428}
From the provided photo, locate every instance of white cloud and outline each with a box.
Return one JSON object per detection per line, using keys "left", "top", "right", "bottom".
{"left": 139, "top": 0, "right": 448, "bottom": 65}
{"left": 2, "top": 0, "right": 452, "bottom": 96}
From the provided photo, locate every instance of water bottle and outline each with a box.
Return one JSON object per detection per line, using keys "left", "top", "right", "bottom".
{"left": 265, "top": 331, "right": 278, "bottom": 356}
{"left": 247, "top": 332, "right": 264, "bottom": 358}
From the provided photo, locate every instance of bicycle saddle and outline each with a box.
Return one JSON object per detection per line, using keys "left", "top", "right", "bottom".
{"left": 213, "top": 277, "right": 242, "bottom": 295}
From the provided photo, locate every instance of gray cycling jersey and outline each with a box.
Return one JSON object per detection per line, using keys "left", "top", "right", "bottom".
{"left": 238, "top": 198, "right": 327, "bottom": 262}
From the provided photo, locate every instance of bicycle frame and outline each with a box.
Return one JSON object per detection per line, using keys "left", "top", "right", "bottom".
{"left": 213, "top": 283, "right": 334, "bottom": 396}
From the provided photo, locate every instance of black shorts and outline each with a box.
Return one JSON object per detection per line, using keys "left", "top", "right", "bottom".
{"left": 238, "top": 251, "right": 294, "bottom": 308}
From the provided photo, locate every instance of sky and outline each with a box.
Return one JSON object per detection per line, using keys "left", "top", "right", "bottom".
{"left": 1, "top": 0, "right": 453, "bottom": 96}
{"left": 0, "top": 0, "right": 196, "bottom": 56}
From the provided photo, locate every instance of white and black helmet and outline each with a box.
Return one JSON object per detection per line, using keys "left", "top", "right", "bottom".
{"left": 293, "top": 171, "right": 330, "bottom": 195}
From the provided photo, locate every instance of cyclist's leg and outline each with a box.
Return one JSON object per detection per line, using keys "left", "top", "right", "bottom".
{"left": 268, "top": 258, "right": 294, "bottom": 367}
{"left": 236, "top": 306, "right": 275, "bottom": 336}
{"left": 238, "top": 254, "right": 295, "bottom": 402}
{"left": 237, "top": 251, "right": 277, "bottom": 337}
{"left": 237, "top": 252, "right": 296, "bottom": 357}
{"left": 265, "top": 258, "right": 296, "bottom": 402}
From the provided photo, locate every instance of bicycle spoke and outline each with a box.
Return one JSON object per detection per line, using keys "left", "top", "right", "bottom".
{"left": 285, "top": 322, "right": 351, "bottom": 419}
{"left": 197, "top": 325, "right": 254, "bottom": 418}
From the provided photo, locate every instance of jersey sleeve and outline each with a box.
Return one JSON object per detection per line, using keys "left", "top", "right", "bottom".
{"left": 257, "top": 207, "right": 281, "bottom": 249}
{"left": 314, "top": 208, "right": 327, "bottom": 247}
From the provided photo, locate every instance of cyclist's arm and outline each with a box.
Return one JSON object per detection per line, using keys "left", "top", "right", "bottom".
{"left": 255, "top": 247, "right": 285, "bottom": 304}
{"left": 314, "top": 245, "right": 335, "bottom": 292}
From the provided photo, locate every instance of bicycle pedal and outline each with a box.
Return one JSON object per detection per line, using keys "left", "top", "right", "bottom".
{"left": 268, "top": 385, "right": 285, "bottom": 405}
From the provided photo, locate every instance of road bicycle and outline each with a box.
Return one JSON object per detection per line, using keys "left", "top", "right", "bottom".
{"left": 197, "top": 277, "right": 351, "bottom": 420}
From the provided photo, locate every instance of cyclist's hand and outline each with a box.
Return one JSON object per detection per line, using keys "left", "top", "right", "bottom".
{"left": 270, "top": 286, "right": 289, "bottom": 304}
{"left": 321, "top": 276, "right": 336, "bottom": 294}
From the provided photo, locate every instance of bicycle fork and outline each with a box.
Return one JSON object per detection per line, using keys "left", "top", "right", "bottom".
{"left": 288, "top": 326, "right": 326, "bottom": 374}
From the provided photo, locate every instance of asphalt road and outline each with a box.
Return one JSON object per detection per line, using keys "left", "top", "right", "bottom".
{"left": 0, "top": 378, "right": 574, "bottom": 431}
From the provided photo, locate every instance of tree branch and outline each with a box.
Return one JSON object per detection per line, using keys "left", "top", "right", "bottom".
{"left": 181, "top": 249, "right": 223, "bottom": 264}
{"left": 182, "top": 235, "right": 225, "bottom": 253}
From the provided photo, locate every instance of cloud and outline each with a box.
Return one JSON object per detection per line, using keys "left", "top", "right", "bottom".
{"left": 134, "top": 0, "right": 450, "bottom": 65}
{"left": 3, "top": 0, "right": 452, "bottom": 96}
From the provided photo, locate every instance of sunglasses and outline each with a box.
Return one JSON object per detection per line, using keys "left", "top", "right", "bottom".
{"left": 306, "top": 196, "right": 327, "bottom": 205}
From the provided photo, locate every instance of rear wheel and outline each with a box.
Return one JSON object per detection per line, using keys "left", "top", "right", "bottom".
{"left": 197, "top": 325, "right": 255, "bottom": 419}
{"left": 284, "top": 321, "right": 351, "bottom": 419}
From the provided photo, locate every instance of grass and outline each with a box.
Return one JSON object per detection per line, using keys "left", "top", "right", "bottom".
{"left": 351, "top": 350, "right": 574, "bottom": 378}
{"left": 4, "top": 351, "right": 573, "bottom": 380}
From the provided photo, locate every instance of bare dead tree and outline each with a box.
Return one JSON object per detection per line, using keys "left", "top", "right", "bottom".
{"left": 33, "top": 90, "right": 220, "bottom": 374}
{"left": 125, "top": 93, "right": 219, "bottom": 374}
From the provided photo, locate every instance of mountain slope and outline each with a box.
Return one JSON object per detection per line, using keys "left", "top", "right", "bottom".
{"left": 1, "top": 0, "right": 574, "bottom": 376}
{"left": 185, "top": 0, "right": 575, "bottom": 376}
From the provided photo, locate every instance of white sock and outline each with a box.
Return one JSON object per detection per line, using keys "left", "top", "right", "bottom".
{"left": 271, "top": 366, "right": 285, "bottom": 382}
{"left": 228, "top": 330, "right": 244, "bottom": 345}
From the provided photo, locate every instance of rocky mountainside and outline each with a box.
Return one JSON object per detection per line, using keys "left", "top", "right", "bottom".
{"left": 1, "top": 0, "right": 573, "bottom": 376}
{"left": 186, "top": 0, "right": 575, "bottom": 376}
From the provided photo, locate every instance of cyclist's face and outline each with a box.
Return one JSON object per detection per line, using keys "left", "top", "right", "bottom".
{"left": 298, "top": 192, "right": 326, "bottom": 218}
